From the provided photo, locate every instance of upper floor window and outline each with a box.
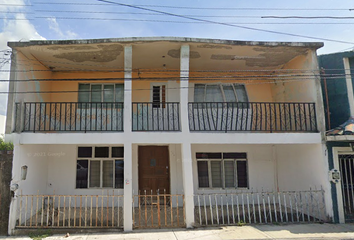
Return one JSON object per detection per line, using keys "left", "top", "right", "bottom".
{"left": 152, "top": 84, "right": 166, "bottom": 108}
{"left": 194, "top": 84, "right": 248, "bottom": 103}
{"left": 78, "top": 83, "right": 124, "bottom": 103}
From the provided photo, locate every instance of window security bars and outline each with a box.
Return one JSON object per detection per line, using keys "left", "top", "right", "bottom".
{"left": 194, "top": 188, "right": 327, "bottom": 226}
{"left": 16, "top": 192, "right": 124, "bottom": 228}
{"left": 16, "top": 102, "right": 124, "bottom": 132}
{"left": 188, "top": 102, "right": 317, "bottom": 132}
{"left": 132, "top": 102, "right": 180, "bottom": 131}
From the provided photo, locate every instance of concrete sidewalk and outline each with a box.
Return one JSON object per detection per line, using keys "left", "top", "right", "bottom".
{"left": 2, "top": 223, "right": 354, "bottom": 240}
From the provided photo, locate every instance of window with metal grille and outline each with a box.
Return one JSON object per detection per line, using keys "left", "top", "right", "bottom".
{"left": 76, "top": 146, "right": 124, "bottom": 189}
{"left": 152, "top": 85, "right": 166, "bottom": 108}
{"left": 196, "top": 152, "right": 248, "bottom": 189}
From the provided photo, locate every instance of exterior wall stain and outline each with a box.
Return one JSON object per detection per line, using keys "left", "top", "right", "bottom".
{"left": 53, "top": 44, "right": 123, "bottom": 63}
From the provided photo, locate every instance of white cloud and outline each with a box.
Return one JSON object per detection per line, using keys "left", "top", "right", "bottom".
{"left": 0, "top": 0, "right": 45, "bottom": 116}
{"left": 47, "top": 17, "right": 78, "bottom": 39}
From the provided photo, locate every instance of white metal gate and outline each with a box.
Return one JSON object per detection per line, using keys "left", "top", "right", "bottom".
{"left": 339, "top": 154, "right": 354, "bottom": 222}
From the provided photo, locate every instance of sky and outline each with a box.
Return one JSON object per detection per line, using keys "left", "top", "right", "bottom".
{"left": 0, "top": 0, "right": 354, "bottom": 115}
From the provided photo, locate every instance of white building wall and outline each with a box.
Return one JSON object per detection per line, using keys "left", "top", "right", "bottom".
{"left": 13, "top": 143, "right": 327, "bottom": 197}
{"left": 12, "top": 145, "right": 49, "bottom": 195}
{"left": 276, "top": 144, "right": 327, "bottom": 191}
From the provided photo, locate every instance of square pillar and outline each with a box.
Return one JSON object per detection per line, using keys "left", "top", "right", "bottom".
{"left": 123, "top": 45, "right": 133, "bottom": 231}
{"left": 180, "top": 45, "right": 190, "bottom": 133}
{"left": 179, "top": 45, "right": 195, "bottom": 227}
{"left": 181, "top": 143, "right": 194, "bottom": 228}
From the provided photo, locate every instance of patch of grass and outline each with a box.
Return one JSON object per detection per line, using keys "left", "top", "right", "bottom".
{"left": 28, "top": 230, "right": 52, "bottom": 240}
{"left": 237, "top": 220, "right": 246, "bottom": 226}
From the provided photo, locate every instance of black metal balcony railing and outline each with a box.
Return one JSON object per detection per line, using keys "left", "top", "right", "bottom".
{"left": 188, "top": 102, "right": 317, "bottom": 132}
{"left": 15, "top": 102, "right": 124, "bottom": 132}
{"left": 132, "top": 102, "right": 180, "bottom": 131}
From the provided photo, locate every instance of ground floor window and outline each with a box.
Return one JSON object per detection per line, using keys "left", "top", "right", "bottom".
{"left": 76, "top": 146, "right": 124, "bottom": 189}
{"left": 196, "top": 152, "right": 248, "bottom": 189}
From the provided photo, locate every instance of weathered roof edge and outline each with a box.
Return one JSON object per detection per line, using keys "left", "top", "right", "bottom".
{"left": 8, "top": 36, "right": 324, "bottom": 49}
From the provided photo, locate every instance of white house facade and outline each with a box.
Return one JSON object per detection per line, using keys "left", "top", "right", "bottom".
{"left": 5, "top": 37, "right": 331, "bottom": 234}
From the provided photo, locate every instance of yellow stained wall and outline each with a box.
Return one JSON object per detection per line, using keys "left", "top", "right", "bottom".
{"left": 50, "top": 72, "right": 124, "bottom": 102}
{"left": 189, "top": 71, "right": 274, "bottom": 102}
{"left": 272, "top": 50, "right": 317, "bottom": 102}
{"left": 15, "top": 51, "right": 52, "bottom": 103}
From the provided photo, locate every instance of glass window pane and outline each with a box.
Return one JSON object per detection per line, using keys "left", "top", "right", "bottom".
{"left": 237, "top": 161, "right": 248, "bottom": 188}
{"left": 91, "top": 85, "right": 102, "bottom": 102}
{"left": 90, "top": 161, "right": 101, "bottom": 187}
{"left": 223, "top": 85, "right": 237, "bottom": 102}
{"left": 103, "top": 161, "right": 113, "bottom": 187}
{"left": 197, "top": 161, "right": 209, "bottom": 188}
{"left": 76, "top": 160, "right": 88, "bottom": 188}
{"left": 206, "top": 85, "right": 223, "bottom": 102}
{"left": 78, "top": 147, "right": 92, "bottom": 158}
{"left": 103, "top": 85, "right": 114, "bottom": 102}
{"left": 224, "top": 161, "right": 235, "bottom": 188}
{"left": 78, "top": 84, "right": 90, "bottom": 102}
{"left": 115, "top": 84, "right": 124, "bottom": 102}
{"left": 223, "top": 152, "right": 247, "bottom": 159}
{"left": 95, "top": 147, "right": 109, "bottom": 158}
{"left": 196, "top": 152, "right": 222, "bottom": 159}
{"left": 211, "top": 161, "right": 222, "bottom": 188}
{"left": 153, "top": 86, "right": 161, "bottom": 103}
{"left": 112, "top": 147, "right": 124, "bottom": 158}
{"left": 234, "top": 84, "right": 248, "bottom": 102}
{"left": 194, "top": 84, "right": 205, "bottom": 102}
{"left": 115, "top": 160, "right": 124, "bottom": 188}
{"left": 153, "top": 86, "right": 160, "bottom": 108}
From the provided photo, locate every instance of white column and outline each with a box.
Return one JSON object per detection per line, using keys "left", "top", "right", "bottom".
{"left": 180, "top": 44, "right": 195, "bottom": 228}
{"left": 180, "top": 45, "right": 190, "bottom": 133}
{"left": 343, "top": 58, "right": 354, "bottom": 116}
{"left": 123, "top": 45, "right": 133, "bottom": 231}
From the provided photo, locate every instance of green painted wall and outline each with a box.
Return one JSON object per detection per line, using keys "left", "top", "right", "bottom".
{"left": 318, "top": 51, "right": 354, "bottom": 130}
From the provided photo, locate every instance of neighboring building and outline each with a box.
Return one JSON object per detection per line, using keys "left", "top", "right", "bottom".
{"left": 319, "top": 51, "right": 354, "bottom": 223}
{"left": 0, "top": 115, "right": 6, "bottom": 136}
{"left": 5, "top": 37, "right": 331, "bottom": 234}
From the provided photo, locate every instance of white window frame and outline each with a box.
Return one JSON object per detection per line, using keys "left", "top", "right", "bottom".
{"left": 196, "top": 152, "right": 248, "bottom": 189}
{"left": 194, "top": 83, "right": 249, "bottom": 103}
{"left": 78, "top": 83, "right": 124, "bottom": 102}
{"left": 76, "top": 146, "right": 124, "bottom": 189}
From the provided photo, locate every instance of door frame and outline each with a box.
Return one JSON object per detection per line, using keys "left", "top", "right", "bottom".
{"left": 333, "top": 147, "right": 354, "bottom": 223}
{"left": 137, "top": 145, "right": 171, "bottom": 194}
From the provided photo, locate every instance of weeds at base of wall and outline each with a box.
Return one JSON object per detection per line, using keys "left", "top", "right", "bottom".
{"left": 28, "top": 230, "right": 52, "bottom": 240}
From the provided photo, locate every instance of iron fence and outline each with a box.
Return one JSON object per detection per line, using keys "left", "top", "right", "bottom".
{"left": 15, "top": 192, "right": 124, "bottom": 228}
{"left": 133, "top": 190, "right": 185, "bottom": 228}
{"left": 194, "top": 188, "right": 327, "bottom": 226}
{"left": 132, "top": 102, "right": 180, "bottom": 131}
{"left": 188, "top": 102, "right": 317, "bottom": 132}
{"left": 15, "top": 102, "right": 124, "bottom": 132}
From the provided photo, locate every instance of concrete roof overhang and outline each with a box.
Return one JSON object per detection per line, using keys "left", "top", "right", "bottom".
{"left": 8, "top": 37, "right": 324, "bottom": 71}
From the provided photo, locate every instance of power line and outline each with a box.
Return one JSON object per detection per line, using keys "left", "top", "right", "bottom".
{"left": 0, "top": 75, "right": 347, "bottom": 95}
{"left": 94, "top": 0, "right": 354, "bottom": 45}
{"left": 262, "top": 16, "right": 354, "bottom": 19}
{"left": 5, "top": 17, "right": 354, "bottom": 25}
{"left": 28, "top": 3, "right": 354, "bottom": 11}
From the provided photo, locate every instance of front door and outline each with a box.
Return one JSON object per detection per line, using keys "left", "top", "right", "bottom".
{"left": 339, "top": 154, "right": 354, "bottom": 222}
{"left": 138, "top": 146, "right": 170, "bottom": 195}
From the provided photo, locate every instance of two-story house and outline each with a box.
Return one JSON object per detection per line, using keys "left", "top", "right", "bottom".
{"left": 5, "top": 37, "right": 331, "bottom": 234}
{"left": 319, "top": 51, "right": 354, "bottom": 223}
